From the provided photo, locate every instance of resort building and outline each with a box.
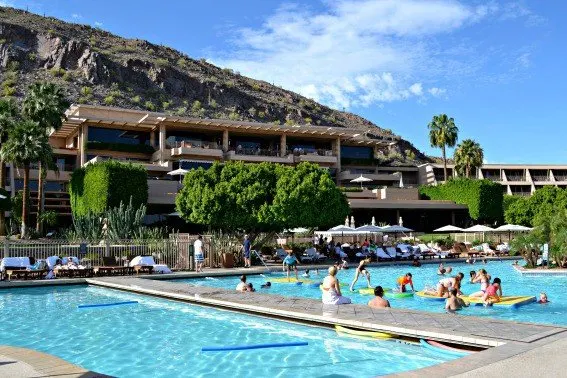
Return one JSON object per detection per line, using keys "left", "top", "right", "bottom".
{"left": 8, "top": 104, "right": 562, "bottom": 231}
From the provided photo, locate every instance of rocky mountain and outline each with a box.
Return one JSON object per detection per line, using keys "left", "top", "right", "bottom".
{"left": 0, "top": 6, "right": 428, "bottom": 164}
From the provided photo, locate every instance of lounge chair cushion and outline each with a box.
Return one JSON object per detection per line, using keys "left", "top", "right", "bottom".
{"left": 46, "top": 256, "right": 60, "bottom": 270}
{"left": 129, "top": 255, "right": 171, "bottom": 273}
{"left": 1, "top": 257, "right": 31, "bottom": 271}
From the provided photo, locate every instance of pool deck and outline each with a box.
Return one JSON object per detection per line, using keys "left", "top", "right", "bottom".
{"left": 82, "top": 274, "right": 567, "bottom": 377}
{"left": 0, "top": 345, "right": 109, "bottom": 377}
{"left": 513, "top": 264, "right": 567, "bottom": 276}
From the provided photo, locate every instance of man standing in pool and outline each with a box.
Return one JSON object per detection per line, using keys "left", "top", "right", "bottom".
{"left": 242, "top": 234, "right": 251, "bottom": 268}
{"left": 368, "top": 286, "right": 390, "bottom": 308}
{"left": 349, "top": 258, "right": 372, "bottom": 291}
{"left": 282, "top": 250, "right": 300, "bottom": 282}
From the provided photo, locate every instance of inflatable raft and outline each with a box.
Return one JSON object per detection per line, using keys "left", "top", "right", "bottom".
{"left": 462, "top": 295, "right": 536, "bottom": 308}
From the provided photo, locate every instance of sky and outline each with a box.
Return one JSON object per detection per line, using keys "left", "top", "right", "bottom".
{"left": 2, "top": 0, "right": 566, "bottom": 163}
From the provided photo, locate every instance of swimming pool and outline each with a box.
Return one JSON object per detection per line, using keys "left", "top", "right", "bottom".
{"left": 0, "top": 285, "right": 457, "bottom": 377}
{"left": 177, "top": 260, "right": 567, "bottom": 326}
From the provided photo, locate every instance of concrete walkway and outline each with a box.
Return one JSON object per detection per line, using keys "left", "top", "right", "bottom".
{"left": 0, "top": 345, "right": 108, "bottom": 377}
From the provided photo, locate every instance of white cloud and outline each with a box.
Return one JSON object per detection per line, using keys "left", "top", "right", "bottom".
{"left": 516, "top": 52, "right": 531, "bottom": 69}
{"left": 94, "top": 21, "right": 103, "bottom": 27}
{"left": 71, "top": 13, "right": 82, "bottom": 20}
{"left": 212, "top": 0, "right": 540, "bottom": 110}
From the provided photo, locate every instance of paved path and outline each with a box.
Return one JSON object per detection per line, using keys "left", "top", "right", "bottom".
{"left": 87, "top": 276, "right": 565, "bottom": 347}
{"left": 0, "top": 345, "right": 108, "bottom": 377}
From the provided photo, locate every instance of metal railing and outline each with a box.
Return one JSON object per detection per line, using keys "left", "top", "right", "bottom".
{"left": 1, "top": 237, "right": 218, "bottom": 272}
{"left": 506, "top": 175, "right": 526, "bottom": 182}
{"left": 531, "top": 175, "right": 550, "bottom": 182}
{"left": 290, "top": 148, "right": 334, "bottom": 157}
{"left": 169, "top": 140, "right": 219, "bottom": 149}
{"left": 233, "top": 147, "right": 280, "bottom": 157}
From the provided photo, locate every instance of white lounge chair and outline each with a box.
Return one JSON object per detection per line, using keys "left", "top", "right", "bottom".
{"left": 375, "top": 247, "right": 394, "bottom": 260}
{"left": 482, "top": 243, "right": 497, "bottom": 256}
{"left": 301, "top": 248, "right": 315, "bottom": 263}
{"left": 304, "top": 247, "right": 326, "bottom": 262}
{"left": 129, "top": 256, "right": 172, "bottom": 274}
{"left": 396, "top": 244, "right": 414, "bottom": 259}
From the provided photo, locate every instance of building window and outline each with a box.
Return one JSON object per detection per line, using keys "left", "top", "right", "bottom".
{"left": 88, "top": 127, "right": 150, "bottom": 145}
{"left": 177, "top": 160, "right": 213, "bottom": 170}
{"left": 341, "top": 146, "right": 372, "bottom": 159}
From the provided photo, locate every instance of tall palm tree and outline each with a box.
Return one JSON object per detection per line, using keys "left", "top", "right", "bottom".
{"left": 428, "top": 114, "right": 459, "bottom": 181}
{"left": 22, "top": 82, "right": 69, "bottom": 234}
{"left": 0, "top": 120, "right": 55, "bottom": 238}
{"left": 454, "top": 139, "right": 484, "bottom": 178}
{"left": 0, "top": 98, "right": 19, "bottom": 236}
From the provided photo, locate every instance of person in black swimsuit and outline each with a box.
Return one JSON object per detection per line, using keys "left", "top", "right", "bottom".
{"left": 349, "top": 258, "right": 371, "bottom": 291}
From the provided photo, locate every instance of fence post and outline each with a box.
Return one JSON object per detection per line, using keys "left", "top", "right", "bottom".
{"left": 105, "top": 239, "right": 110, "bottom": 257}
{"left": 188, "top": 242, "right": 194, "bottom": 271}
{"left": 3, "top": 239, "right": 9, "bottom": 258}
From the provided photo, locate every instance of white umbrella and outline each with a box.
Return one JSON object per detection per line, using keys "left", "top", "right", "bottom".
{"left": 350, "top": 216, "right": 355, "bottom": 229}
{"left": 355, "top": 225, "right": 383, "bottom": 233}
{"left": 288, "top": 227, "right": 309, "bottom": 233}
{"left": 328, "top": 225, "right": 355, "bottom": 232}
{"left": 371, "top": 216, "right": 376, "bottom": 226}
{"left": 464, "top": 225, "right": 494, "bottom": 242}
{"left": 168, "top": 212, "right": 180, "bottom": 217}
{"left": 350, "top": 175, "right": 372, "bottom": 188}
{"left": 433, "top": 225, "right": 464, "bottom": 232}
{"left": 381, "top": 225, "right": 414, "bottom": 233}
{"left": 167, "top": 168, "right": 189, "bottom": 176}
{"left": 0, "top": 194, "right": 6, "bottom": 199}
{"left": 494, "top": 224, "right": 532, "bottom": 232}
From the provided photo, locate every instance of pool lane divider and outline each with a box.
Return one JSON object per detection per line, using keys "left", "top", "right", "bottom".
{"left": 78, "top": 300, "right": 138, "bottom": 309}
{"left": 201, "top": 341, "right": 308, "bottom": 352}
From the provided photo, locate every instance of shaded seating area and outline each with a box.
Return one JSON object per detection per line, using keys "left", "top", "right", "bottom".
{"left": 95, "top": 256, "right": 130, "bottom": 276}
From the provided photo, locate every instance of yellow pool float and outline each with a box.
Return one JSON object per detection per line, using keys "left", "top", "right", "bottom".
{"left": 462, "top": 295, "right": 536, "bottom": 308}
{"left": 270, "top": 277, "right": 314, "bottom": 284}
{"left": 415, "top": 291, "right": 446, "bottom": 301}
{"left": 335, "top": 325, "right": 393, "bottom": 339}
{"left": 358, "top": 287, "right": 392, "bottom": 295}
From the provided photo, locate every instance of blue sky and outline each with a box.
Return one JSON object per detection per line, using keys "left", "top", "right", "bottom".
{"left": 3, "top": 0, "right": 565, "bottom": 163}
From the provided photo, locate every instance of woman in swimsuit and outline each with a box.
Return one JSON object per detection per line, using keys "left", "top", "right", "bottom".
{"left": 482, "top": 280, "right": 501, "bottom": 306}
{"left": 426, "top": 273, "right": 463, "bottom": 297}
{"left": 349, "top": 258, "right": 372, "bottom": 291}
{"left": 322, "top": 266, "right": 351, "bottom": 305}
{"left": 469, "top": 269, "right": 490, "bottom": 297}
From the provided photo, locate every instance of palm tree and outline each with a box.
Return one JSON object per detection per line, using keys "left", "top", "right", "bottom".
{"left": 0, "top": 120, "right": 55, "bottom": 238}
{"left": 0, "top": 99, "right": 19, "bottom": 236}
{"left": 454, "top": 139, "right": 484, "bottom": 178}
{"left": 22, "top": 82, "right": 69, "bottom": 234}
{"left": 428, "top": 114, "right": 459, "bottom": 181}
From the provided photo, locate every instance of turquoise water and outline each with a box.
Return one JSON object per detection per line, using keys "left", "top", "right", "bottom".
{"left": 0, "top": 285, "right": 456, "bottom": 377}
{"left": 178, "top": 260, "right": 567, "bottom": 326}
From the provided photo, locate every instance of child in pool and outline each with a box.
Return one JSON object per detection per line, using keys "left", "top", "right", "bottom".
{"left": 261, "top": 282, "right": 271, "bottom": 289}
{"left": 538, "top": 292, "right": 550, "bottom": 304}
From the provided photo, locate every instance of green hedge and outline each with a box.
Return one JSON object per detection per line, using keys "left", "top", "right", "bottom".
{"left": 340, "top": 187, "right": 363, "bottom": 192}
{"left": 420, "top": 178, "right": 503, "bottom": 223}
{"left": 86, "top": 141, "right": 155, "bottom": 154}
{"left": 69, "top": 160, "right": 148, "bottom": 216}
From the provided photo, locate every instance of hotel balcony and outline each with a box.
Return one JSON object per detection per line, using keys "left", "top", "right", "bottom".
{"left": 168, "top": 141, "right": 223, "bottom": 161}
{"left": 225, "top": 149, "right": 294, "bottom": 164}
{"left": 293, "top": 149, "right": 338, "bottom": 165}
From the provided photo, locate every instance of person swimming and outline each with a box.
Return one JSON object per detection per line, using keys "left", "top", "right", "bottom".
{"left": 246, "top": 283, "right": 256, "bottom": 292}
{"left": 412, "top": 258, "right": 421, "bottom": 267}
{"left": 538, "top": 292, "right": 550, "bottom": 304}
{"left": 445, "top": 288, "right": 469, "bottom": 313}
{"left": 368, "top": 286, "right": 390, "bottom": 309}
{"left": 469, "top": 270, "right": 476, "bottom": 282}
{"left": 303, "top": 269, "right": 310, "bottom": 278}
{"left": 236, "top": 275, "right": 247, "bottom": 292}
{"left": 261, "top": 281, "right": 272, "bottom": 289}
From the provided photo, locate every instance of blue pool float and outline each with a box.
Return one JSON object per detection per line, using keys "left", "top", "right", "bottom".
{"left": 202, "top": 341, "right": 308, "bottom": 352}
{"left": 78, "top": 301, "right": 138, "bottom": 309}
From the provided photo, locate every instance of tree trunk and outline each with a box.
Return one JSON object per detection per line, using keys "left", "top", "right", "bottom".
{"left": 36, "top": 162, "right": 44, "bottom": 235}
{"left": 466, "top": 165, "right": 470, "bottom": 178}
{"left": 0, "top": 160, "right": 5, "bottom": 236}
{"left": 22, "top": 164, "right": 29, "bottom": 238}
{"left": 442, "top": 145, "right": 448, "bottom": 181}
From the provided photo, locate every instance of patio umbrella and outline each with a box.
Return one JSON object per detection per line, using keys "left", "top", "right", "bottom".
{"left": 464, "top": 225, "right": 494, "bottom": 242}
{"left": 381, "top": 225, "right": 414, "bottom": 233}
{"left": 355, "top": 225, "right": 383, "bottom": 233}
{"left": 494, "top": 224, "right": 532, "bottom": 242}
{"left": 350, "top": 175, "right": 372, "bottom": 188}
{"left": 167, "top": 168, "right": 189, "bottom": 176}
{"left": 350, "top": 216, "right": 355, "bottom": 229}
{"left": 433, "top": 225, "right": 464, "bottom": 232}
{"left": 288, "top": 227, "right": 309, "bottom": 233}
{"left": 371, "top": 216, "right": 376, "bottom": 226}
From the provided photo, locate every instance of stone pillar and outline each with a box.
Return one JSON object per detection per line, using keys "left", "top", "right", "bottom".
{"left": 280, "top": 134, "right": 287, "bottom": 157}
{"left": 79, "top": 124, "right": 88, "bottom": 166}
{"left": 222, "top": 129, "right": 229, "bottom": 152}
{"left": 150, "top": 130, "right": 156, "bottom": 148}
{"left": 159, "top": 124, "right": 166, "bottom": 152}
{"left": 333, "top": 137, "right": 341, "bottom": 184}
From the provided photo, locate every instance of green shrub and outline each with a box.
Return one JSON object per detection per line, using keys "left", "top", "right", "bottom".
{"left": 103, "top": 95, "right": 115, "bottom": 105}
{"left": 144, "top": 100, "right": 156, "bottom": 111}
{"left": 86, "top": 141, "right": 155, "bottom": 154}
{"left": 175, "top": 106, "right": 187, "bottom": 115}
{"left": 209, "top": 99, "right": 218, "bottom": 109}
{"left": 69, "top": 160, "right": 148, "bottom": 217}
{"left": 303, "top": 117, "right": 312, "bottom": 124}
{"left": 2, "top": 86, "right": 16, "bottom": 97}
{"left": 191, "top": 100, "right": 202, "bottom": 113}
{"left": 132, "top": 95, "right": 141, "bottom": 104}
{"left": 81, "top": 86, "right": 93, "bottom": 96}
{"left": 27, "top": 52, "right": 36, "bottom": 61}
{"left": 248, "top": 107, "right": 256, "bottom": 117}
{"left": 420, "top": 178, "right": 503, "bottom": 223}
{"left": 285, "top": 119, "right": 294, "bottom": 126}
{"left": 176, "top": 58, "right": 188, "bottom": 69}
{"left": 155, "top": 58, "right": 169, "bottom": 67}
{"left": 162, "top": 101, "right": 170, "bottom": 110}
{"left": 50, "top": 67, "right": 66, "bottom": 77}
{"left": 251, "top": 83, "right": 261, "bottom": 91}
{"left": 228, "top": 111, "right": 239, "bottom": 120}
{"left": 258, "top": 111, "right": 265, "bottom": 118}
{"left": 340, "top": 187, "right": 363, "bottom": 192}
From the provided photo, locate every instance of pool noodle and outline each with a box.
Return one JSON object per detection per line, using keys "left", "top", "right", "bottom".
{"left": 202, "top": 341, "right": 308, "bottom": 352}
{"left": 78, "top": 301, "right": 138, "bottom": 309}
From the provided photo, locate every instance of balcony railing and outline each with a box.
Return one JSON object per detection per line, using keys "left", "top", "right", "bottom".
{"left": 168, "top": 140, "right": 219, "bottom": 150}
{"left": 289, "top": 148, "right": 334, "bottom": 157}
{"left": 531, "top": 175, "right": 551, "bottom": 182}
{"left": 483, "top": 175, "right": 501, "bottom": 181}
{"left": 506, "top": 175, "right": 526, "bottom": 182}
{"left": 511, "top": 191, "right": 531, "bottom": 196}
{"left": 232, "top": 148, "right": 281, "bottom": 157}
{"left": 555, "top": 175, "right": 567, "bottom": 181}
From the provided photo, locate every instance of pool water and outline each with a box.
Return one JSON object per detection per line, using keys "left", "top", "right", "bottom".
{"left": 0, "top": 285, "right": 456, "bottom": 377}
{"left": 178, "top": 260, "right": 567, "bottom": 326}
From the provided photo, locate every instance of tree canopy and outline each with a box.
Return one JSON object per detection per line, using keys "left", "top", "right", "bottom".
{"left": 454, "top": 139, "right": 483, "bottom": 178}
{"left": 176, "top": 161, "right": 350, "bottom": 232}
{"left": 428, "top": 114, "right": 458, "bottom": 181}
{"left": 505, "top": 186, "right": 567, "bottom": 227}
